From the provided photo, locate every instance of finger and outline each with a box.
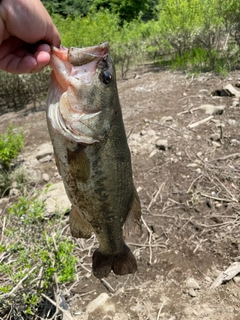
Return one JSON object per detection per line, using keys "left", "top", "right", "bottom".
{"left": 0, "top": 53, "right": 37, "bottom": 73}
{"left": 0, "top": 38, "right": 51, "bottom": 73}
{"left": 30, "top": 50, "right": 51, "bottom": 73}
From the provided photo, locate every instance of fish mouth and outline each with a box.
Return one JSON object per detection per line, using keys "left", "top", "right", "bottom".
{"left": 50, "top": 42, "right": 109, "bottom": 91}
{"left": 48, "top": 42, "right": 109, "bottom": 143}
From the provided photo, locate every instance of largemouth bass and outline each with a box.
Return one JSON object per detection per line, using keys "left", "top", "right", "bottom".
{"left": 46, "top": 42, "right": 141, "bottom": 279}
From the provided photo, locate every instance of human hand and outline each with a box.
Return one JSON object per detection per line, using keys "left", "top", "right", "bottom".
{"left": 0, "top": 0, "right": 61, "bottom": 74}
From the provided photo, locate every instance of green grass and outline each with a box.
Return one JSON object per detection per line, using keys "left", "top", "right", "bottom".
{"left": 0, "top": 192, "right": 77, "bottom": 317}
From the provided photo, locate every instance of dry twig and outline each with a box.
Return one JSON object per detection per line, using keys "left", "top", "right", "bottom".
{"left": 188, "top": 115, "right": 213, "bottom": 129}
{"left": 41, "top": 293, "right": 73, "bottom": 320}
{"left": 0, "top": 266, "right": 37, "bottom": 298}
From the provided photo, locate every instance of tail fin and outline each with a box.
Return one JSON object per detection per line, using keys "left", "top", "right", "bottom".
{"left": 92, "top": 243, "right": 137, "bottom": 279}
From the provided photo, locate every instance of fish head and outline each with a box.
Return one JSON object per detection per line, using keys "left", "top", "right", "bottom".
{"left": 47, "top": 42, "right": 119, "bottom": 144}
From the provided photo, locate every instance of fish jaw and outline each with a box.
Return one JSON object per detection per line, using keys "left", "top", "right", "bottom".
{"left": 47, "top": 42, "right": 110, "bottom": 144}
{"left": 49, "top": 42, "right": 109, "bottom": 90}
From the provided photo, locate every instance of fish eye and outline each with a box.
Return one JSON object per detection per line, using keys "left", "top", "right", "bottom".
{"left": 99, "top": 70, "right": 112, "bottom": 85}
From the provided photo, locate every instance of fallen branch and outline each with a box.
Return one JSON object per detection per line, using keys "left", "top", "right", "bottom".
{"left": 200, "top": 192, "right": 238, "bottom": 203}
{"left": 128, "top": 242, "right": 167, "bottom": 248}
{"left": 211, "top": 153, "right": 240, "bottom": 161}
{"left": 210, "top": 261, "right": 240, "bottom": 289}
{"left": 188, "top": 116, "right": 213, "bottom": 129}
{"left": 178, "top": 106, "right": 202, "bottom": 115}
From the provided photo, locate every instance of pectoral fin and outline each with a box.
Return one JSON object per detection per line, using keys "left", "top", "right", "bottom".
{"left": 67, "top": 146, "right": 90, "bottom": 183}
{"left": 69, "top": 207, "right": 92, "bottom": 239}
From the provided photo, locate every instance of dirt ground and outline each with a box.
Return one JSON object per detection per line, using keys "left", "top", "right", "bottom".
{"left": 1, "top": 66, "right": 240, "bottom": 319}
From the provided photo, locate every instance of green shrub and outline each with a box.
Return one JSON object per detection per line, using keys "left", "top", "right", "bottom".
{"left": 0, "top": 125, "right": 24, "bottom": 171}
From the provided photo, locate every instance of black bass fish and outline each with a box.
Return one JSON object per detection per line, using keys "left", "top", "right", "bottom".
{"left": 46, "top": 42, "right": 141, "bottom": 279}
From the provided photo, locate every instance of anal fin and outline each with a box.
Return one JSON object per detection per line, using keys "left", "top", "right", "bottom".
{"left": 124, "top": 186, "right": 142, "bottom": 238}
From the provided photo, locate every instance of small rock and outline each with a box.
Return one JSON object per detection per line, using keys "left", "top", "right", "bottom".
{"left": 186, "top": 277, "right": 200, "bottom": 290}
{"left": 231, "top": 139, "right": 240, "bottom": 145}
{"left": 187, "top": 163, "right": 198, "bottom": 168}
{"left": 42, "top": 173, "right": 50, "bottom": 182}
{"left": 233, "top": 276, "right": 240, "bottom": 284}
{"left": 200, "top": 104, "right": 225, "bottom": 115}
{"left": 228, "top": 119, "right": 237, "bottom": 126}
{"left": 36, "top": 143, "right": 53, "bottom": 160}
{"left": 195, "top": 168, "right": 202, "bottom": 174}
{"left": 140, "top": 130, "right": 147, "bottom": 136}
{"left": 232, "top": 98, "right": 239, "bottom": 107}
{"left": 199, "top": 89, "right": 209, "bottom": 95}
{"left": 205, "top": 276, "right": 212, "bottom": 283}
{"left": 38, "top": 155, "right": 52, "bottom": 163}
{"left": 11, "top": 181, "right": 18, "bottom": 188}
{"left": 188, "top": 288, "right": 197, "bottom": 297}
{"left": 223, "top": 83, "right": 240, "bottom": 97}
{"left": 156, "top": 139, "right": 169, "bottom": 150}
{"left": 42, "top": 181, "right": 71, "bottom": 213}
{"left": 149, "top": 149, "right": 158, "bottom": 158}
{"left": 212, "top": 141, "right": 221, "bottom": 148}
{"left": 147, "top": 129, "right": 157, "bottom": 136}
{"left": 210, "top": 133, "right": 221, "bottom": 141}
{"left": 86, "top": 293, "right": 115, "bottom": 314}
{"left": 9, "top": 188, "right": 20, "bottom": 197}
{"left": 0, "top": 198, "right": 9, "bottom": 207}
{"left": 113, "top": 313, "right": 129, "bottom": 320}
{"left": 160, "top": 116, "right": 173, "bottom": 122}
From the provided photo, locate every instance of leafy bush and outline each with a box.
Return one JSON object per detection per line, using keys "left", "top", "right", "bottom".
{"left": 0, "top": 125, "right": 24, "bottom": 171}
{"left": 0, "top": 192, "right": 77, "bottom": 317}
{"left": 0, "top": 69, "right": 50, "bottom": 113}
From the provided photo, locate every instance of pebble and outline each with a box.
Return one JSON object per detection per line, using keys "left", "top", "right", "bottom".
{"left": 187, "top": 163, "right": 198, "bottom": 168}
{"left": 232, "top": 98, "right": 240, "bottom": 107}
{"left": 41, "top": 181, "right": 71, "bottom": 213}
{"left": 186, "top": 277, "right": 200, "bottom": 290}
{"left": 11, "top": 181, "right": 18, "bottom": 188}
{"left": 86, "top": 293, "right": 115, "bottom": 314}
{"left": 160, "top": 116, "right": 173, "bottom": 122}
{"left": 188, "top": 288, "right": 197, "bottom": 297}
{"left": 140, "top": 130, "right": 147, "bottom": 136}
{"left": 233, "top": 276, "right": 240, "bottom": 284}
{"left": 113, "top": 313, "right": 129, "bottom": 320}
{"left": 147, "top": 129, "right": 157, "bottom": 136}
{"left": 205, "top": 276, "right": 212, "bottom": 283}
{"left": 200, "top": 104, "right": 225, "bottom": 115}
{"left": 210, "top": 133, "right": 221, "bottom": 141}
{"left": 36, "top": 143, "right": 53, "bottom": 160}
{"left": 149, "top": 149, "right": 158, "bottom": 158}
{"left": 155, "top": 139, "right": 169, "bottom": 150}
{"left": 199, "top": 89, "right": 209, "bottom": 95}
{"left": 9, "top": 188, "right": 20, "bottom": 197}
{"left": 38, "top": 155, "right": 52, "bottom": 163}
{"left": 212, "top": 141, "right": 221, "bottom": 148}
{"left": 42, "top": 173, "right": 50, "bottom": 182}
{"left": 228, "top": 119, "right": 237, "bottom": 126}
